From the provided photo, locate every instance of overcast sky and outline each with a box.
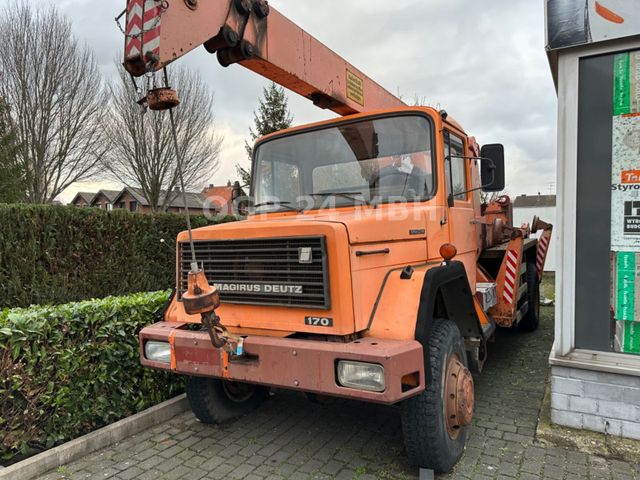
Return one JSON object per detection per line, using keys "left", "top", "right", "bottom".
{"left": 24, "top": 0, "right": 558, "bottom": 202}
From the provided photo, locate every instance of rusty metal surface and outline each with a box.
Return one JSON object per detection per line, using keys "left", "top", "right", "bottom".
{"left": 146, "top": 87, "right": 180, "bottom": 111}
{"left": 182, "top": 270, "right": 220, "bottom": 315}
{"left": 444, "top": 354, "right": 474, "bottom": 440}
{"left": 124, "top": 0, "right": 405, "bottom": 116}
{"left": 140, "top": 322, "right": 425, "bottom": 404}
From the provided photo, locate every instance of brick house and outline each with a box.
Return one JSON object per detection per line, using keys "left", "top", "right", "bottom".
{"left": 202, "top": 181, "right": 246, "bottom": 216}
{"left": 90, "top": 190, "right": 121, "bottom": 211}
{"left": 70, "top": 192, "right": 95, "bottom": 207}
{"left": 111, "top": 187, "right": 207, "bottom": 215}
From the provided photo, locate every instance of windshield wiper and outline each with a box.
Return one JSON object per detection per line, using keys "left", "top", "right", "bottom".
{"left": 253, "top": 201, "right": 302, "bottom": 212}
{"left": 310, "top": 192, "right": 370, "bottom": 206}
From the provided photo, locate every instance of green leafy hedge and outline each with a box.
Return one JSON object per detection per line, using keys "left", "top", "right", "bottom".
{"left": 0, "top": 204, "right": 236, "bottom": 308}
{"left": 0, "top": 290, "right": 179, "bottom": 462}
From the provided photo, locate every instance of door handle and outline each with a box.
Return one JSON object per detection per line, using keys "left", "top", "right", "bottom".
{"left": 355, "top": 248, "right": 390, "bottom": 257}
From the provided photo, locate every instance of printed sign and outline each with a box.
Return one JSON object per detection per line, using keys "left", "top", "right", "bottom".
{"left": 616, "top": 320, "right": 640, "bottom": 354}
{"left": 614, "top": 252, "right": 639, "bottom": 320}
{"left": 625, "top": 201, "right": 640, "bottom": 235}
{"left": 611, "top": 51, "right": 640, "bottom": 252}
{"left": 346, "top": 69, "right": 364, "bottom": 106}
{"left": 611, "top": 115, "right": 640, "bottom": 250}
{"left": 547, "top": 0, "right": 640, "bottom": 50}
{"left": 614, "top": 51, "right": 640, "bottom": 116}
{"left": 214, "top": 283, "right": 304, "bottom": 295}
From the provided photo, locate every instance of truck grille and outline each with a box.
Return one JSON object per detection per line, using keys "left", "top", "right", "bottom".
{"left": 178, "top": 237, "right": 330, "bottom": 309}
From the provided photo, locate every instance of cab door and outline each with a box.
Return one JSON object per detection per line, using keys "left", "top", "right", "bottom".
{"left": 444, "top": 130, "right": 477, "bottom": 287}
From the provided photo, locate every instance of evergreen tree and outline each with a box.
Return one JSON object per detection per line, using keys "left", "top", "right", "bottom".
{"left": 237, "top": 83, "right": 293, "bottom": 185}
{"left": 0, "top": 98, "right": 25, "bottom": 203}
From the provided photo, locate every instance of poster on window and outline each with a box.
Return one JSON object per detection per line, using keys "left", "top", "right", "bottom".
{"left": 611, "top": 52, "right": 640, "bottom": 252}
{"left": 612, "top": 52, "right": 640, "bottom": 341}
{"left": 616, "top": 320, "right": 640, "bottom": 354}
{"left": 546, "top": 0, "right": 640, "bottom": 50}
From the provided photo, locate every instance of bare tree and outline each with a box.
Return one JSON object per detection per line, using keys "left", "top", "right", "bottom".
{"left": 0, "top": 3, "right": 108, "bottom": 204}
{"left": 0, "top": 97, "right": 26, "bottom": 203}
{"left": 105, "top": 65, "right": 222, "bottom": 212}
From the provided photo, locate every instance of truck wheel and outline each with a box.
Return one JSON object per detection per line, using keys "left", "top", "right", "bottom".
{"left": 520, "top": 262, "right": 540, "bottom": 332}
{"left": 401, "top": 319, "right": 474, "bottom": 473}
{"left": 186, "top": 377, "right": 269, "bottom": 424}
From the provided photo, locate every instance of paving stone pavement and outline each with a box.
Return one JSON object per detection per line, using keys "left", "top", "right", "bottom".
{"left": 36, "top": 308, "right": 640, "bottom": 480}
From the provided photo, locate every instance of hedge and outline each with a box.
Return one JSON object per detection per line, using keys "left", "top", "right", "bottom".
{"left": 0, "top": 290, "right": 179, "bottom": 462}
{"left": 0, "top": 204, "right": 236, "bottom": 308}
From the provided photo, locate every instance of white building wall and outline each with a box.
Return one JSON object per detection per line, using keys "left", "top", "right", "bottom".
{"left": 513, "top": 205, "right": 557, "bottom": 272}
{"left": 549, "top": 38, "right": 640, "bottom": 443}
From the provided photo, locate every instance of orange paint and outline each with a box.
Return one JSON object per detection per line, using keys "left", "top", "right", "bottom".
{"left": 595, "top": 2, "right": 625, "bottom": 24}
{"left": 168, "top": 330, "right": 177, "bottom": 371}
{"left": 221, "top": 351, "right": 230, "bottom": 379}
{"left": 622, "top": 170, "right": 640, "bottom": 184}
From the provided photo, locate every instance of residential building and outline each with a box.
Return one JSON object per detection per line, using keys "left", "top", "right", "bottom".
{"left": 202, "top": 181, "right": 246, "bottom": 216}
{"left": 111, "top": 187, "right": 207, "bottom": 215}
{"left": 70, "top": 192, "right": 95, "bottom": 207}
{"left": 90, "top": 190, "right": 121, "bottom": 211}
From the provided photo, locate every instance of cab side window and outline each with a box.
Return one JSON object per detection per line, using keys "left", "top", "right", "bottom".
{"left": 443, "top": 131, "right": 468, "bottom": 201}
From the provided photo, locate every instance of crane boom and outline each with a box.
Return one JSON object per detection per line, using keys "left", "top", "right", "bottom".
{"left": 123, "top": 0, "right": 405, "bottom": 116}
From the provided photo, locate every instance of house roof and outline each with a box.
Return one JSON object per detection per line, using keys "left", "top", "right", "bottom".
{"left": 113, "top": 187, "right": 207, "bottom": 210}
{"left": 70, "top": 192, "right": 96, "bottom": 205}
{"left": 96, "top": 190, "right": 121, "bottom": 203}
{"left": 162, "top": 191, "right": 208, "bottom": 209}
{"left": 203, "top": 186, "right": 234, "bottom": 205}
{"left": 202, "top": 184, "right": 246, "bottom": 209}
{"left": 514, "top": 194, "right": 556, "bottom": 208}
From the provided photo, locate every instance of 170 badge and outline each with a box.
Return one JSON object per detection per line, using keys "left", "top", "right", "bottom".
{"left": 305, "top": 316, "right": 333, "bottom": 327}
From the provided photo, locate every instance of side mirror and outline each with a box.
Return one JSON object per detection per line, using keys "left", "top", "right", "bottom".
{"left": 480, "top": 144, "right": 505, "bottom": 192}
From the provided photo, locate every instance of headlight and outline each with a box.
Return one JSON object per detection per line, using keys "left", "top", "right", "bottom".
{"left": 144, "top": 341, "right": 171, "bottom": 364}
{"left": 337, "top": 361, "right": 385, "bottom": 392}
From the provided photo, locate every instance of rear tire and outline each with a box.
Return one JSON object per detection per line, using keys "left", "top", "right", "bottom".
{"left": 520, "top": 261, "right": 540, "bottom": 332}
{"left": 186, "top": 377, "right": 269, "bottom": 424}
{"left": 401, "top": 319, "right": 473, "bottom": 473}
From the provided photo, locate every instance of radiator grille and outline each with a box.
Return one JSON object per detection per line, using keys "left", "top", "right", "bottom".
{"left": 178, "top": 237, "right": 329, "bottom": 309}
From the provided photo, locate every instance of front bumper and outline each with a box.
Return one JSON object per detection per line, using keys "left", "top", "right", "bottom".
{"left": 140, "top": 322, "right": 425, "bottom": 405}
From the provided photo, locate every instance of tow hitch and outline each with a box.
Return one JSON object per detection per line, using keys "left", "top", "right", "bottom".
{"left": 182, "top": 269, "right": 244, "bottom": 356}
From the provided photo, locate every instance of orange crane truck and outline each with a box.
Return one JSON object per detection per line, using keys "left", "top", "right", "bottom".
{"left": 122, "top": 0, "right": 553, "bottom": 472}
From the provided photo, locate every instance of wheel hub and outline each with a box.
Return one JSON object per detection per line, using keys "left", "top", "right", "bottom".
{"left": 444, "top": 355, "right": 475, "bottom": 439}
{"left": 222, "top": 380, "right": 255, "bottom": 403}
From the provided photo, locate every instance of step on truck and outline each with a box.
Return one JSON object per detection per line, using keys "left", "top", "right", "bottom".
{"left": 120, "top": 0, "right": 553, "bottom": 472}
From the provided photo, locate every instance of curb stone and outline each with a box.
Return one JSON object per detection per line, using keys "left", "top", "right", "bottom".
{"left": 0, "top": 394, "right": 189, "bottom": 480}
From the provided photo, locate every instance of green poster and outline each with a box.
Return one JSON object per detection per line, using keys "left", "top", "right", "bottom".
{"left": 618, "top": 321, "right": 640, "bottom": 354}
{"left": 616, "top": 252, "right": 636, "bottom": 321}
{"left": 613, "top": 51, "right": 640, "bottom": 116}
{"left": 614, "top": 53, "right": 631, "bottom": 115}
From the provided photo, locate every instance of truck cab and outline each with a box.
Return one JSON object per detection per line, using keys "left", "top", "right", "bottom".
{"left": 159, "top": 107, "right": 503, "bottom": 341}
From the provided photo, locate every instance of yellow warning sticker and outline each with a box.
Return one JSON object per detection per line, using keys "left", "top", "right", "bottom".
{"left": 346, "top": 69, "right": 364, "bottom": 106}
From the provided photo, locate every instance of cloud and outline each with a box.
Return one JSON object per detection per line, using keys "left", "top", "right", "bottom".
{"left": 23, "top": 0, "right": 557, "bottom": 199}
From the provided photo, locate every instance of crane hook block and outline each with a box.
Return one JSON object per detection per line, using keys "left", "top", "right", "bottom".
{"left": 147, "top": 87, "right": 180, "bottom": 111}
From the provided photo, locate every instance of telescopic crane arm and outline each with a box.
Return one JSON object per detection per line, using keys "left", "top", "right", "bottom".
{"left": 123, "top": 0, "right": 405, "bottom": 116}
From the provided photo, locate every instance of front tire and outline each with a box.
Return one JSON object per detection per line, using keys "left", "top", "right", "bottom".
{"left": 401, "top": 319, "right": 474, "bottom": 473}
{"left": 186, "top": 377, "right": 269, "bottom": 424}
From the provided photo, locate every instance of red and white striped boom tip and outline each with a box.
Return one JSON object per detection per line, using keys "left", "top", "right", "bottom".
{"left": 124, "top": 0, "right": 163, "bottom": 69}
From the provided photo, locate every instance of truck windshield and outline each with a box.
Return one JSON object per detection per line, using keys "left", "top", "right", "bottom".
{"left": 252, "top": 114, "right": 434, "bottom": 211}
